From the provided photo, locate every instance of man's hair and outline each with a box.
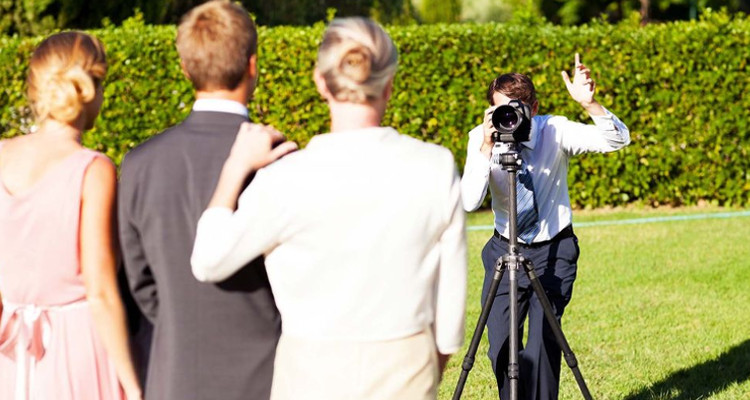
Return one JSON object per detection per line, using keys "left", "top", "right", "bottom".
{"left": 486, "top": 73, "right": 537, "bottom": 107}
{"left": 176, "top": 0, "right": 257, "bottom": 91}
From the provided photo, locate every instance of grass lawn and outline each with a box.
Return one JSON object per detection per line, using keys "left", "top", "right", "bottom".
{"left": 438, "top": 207, "right": 750, "bottom": 400}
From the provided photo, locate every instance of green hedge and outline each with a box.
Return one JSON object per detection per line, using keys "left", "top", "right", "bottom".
{"left": 2, "top": 11, "right": 749, "bottom": 208}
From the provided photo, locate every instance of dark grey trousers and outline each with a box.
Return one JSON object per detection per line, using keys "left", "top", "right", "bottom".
{"left": 481, "top": 226, "right": 580, "bottom": 400}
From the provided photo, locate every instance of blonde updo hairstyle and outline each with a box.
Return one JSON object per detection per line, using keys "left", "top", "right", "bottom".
{"left": 27, "top": 31, "right": 107, "bottom": 124}
{"left": 316, "top": 17, "right": 398, "bottom": 104}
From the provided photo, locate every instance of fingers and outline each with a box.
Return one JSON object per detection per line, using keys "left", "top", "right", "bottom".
{"left": 483, "top": 106, "right": 498, "bottom": 142}
{"left": 563, "top": 53, "right": 595, "bottom": 92}
{"left": 572, "top": 53, "right": 590, "bottom": 76}
{"left": 268, "top": 141, "right": 298, "bottom": 162}
{"left": 484, "top": 107, "right": 495, "bottom": 126}
{"left": 265, "top": 126, "right": 286, "bottom": 145}
{"left": 237, "top": 123, "right": 283, "bottom": 146}
{"left": 561, "top": 70, "right": 572, "bottom": 86}
{"left": 577, "top": 64, "right": 594, "bottom": 91}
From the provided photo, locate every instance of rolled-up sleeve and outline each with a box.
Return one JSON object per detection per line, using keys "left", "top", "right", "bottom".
{"left": 460, "top": 125, "right": 491, "bottom": 212}
{"left": 559, "top": 107, "right": 631, "bottom": 156}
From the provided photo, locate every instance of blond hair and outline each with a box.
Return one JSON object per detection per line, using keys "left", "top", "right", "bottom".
{"left": 176, "top": 0, "right": 257, "bottom": 91}
{"left": 317, "top": 17, "right": 398, "bottom": 104}
{"left": 27, "top": 31, "right": 107, "bottom": 124}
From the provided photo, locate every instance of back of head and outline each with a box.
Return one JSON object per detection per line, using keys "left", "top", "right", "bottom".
{"left": 176, "top": 0, "right": 257, "bottom": 91}
{"left": 487, "top": 72, "right": 537, "bottom": 107}
{"left": 27, "top": 31, "right": 107, "bottom": 124}
{"left": 316, "top": 17, "right": 398, "bottom": 104}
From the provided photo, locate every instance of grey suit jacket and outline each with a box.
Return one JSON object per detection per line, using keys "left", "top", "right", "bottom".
{"left": 118, "top": 111, "right": 281, "bottom": 400}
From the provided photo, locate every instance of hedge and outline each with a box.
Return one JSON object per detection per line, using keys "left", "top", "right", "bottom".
{"left": 1, "top": 11, "right": 749, "bottom": 208}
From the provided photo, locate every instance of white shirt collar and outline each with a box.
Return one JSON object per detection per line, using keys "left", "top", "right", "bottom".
{"left": 192, "top": 99, "right": 248, "bottom": 118}
{"left": 522, "top": 117, "right": 540, "bottom": 150}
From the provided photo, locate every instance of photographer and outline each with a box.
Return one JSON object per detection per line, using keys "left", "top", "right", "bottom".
{"left": 460, "top": 54, "right": 630, "bottom": 400}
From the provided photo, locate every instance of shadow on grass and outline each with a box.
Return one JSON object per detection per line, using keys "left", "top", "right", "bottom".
{"left": 623, "top": 339, "right": 750, "bottom": 400}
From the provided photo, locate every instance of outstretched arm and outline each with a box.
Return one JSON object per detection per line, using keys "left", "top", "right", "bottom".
{"left": 191, "top": 123, "right": 297, "bottom": 282}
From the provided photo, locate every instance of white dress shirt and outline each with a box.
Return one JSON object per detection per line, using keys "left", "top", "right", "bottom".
{"left": 191, "top": 127, "right": 467, "bottom": 354}
{"left": 192, "top": 98, "right": 249, "bottom": 117}
{"left": 461, "top": 108, "right": 630, "bottom": 243}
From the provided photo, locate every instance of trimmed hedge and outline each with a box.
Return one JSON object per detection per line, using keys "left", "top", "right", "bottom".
{"left": 1, "top": 11, "right": 749, "bottom": 208}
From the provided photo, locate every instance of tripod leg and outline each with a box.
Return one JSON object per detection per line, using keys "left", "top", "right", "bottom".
{"left": 452, "top": 258, "right": 507, "bottom": 400}
{"left": 521, "top": 258, "right": 593, "bottom": 400}
{"left": 508, "top": 257, "right": 520, "bottom": 400}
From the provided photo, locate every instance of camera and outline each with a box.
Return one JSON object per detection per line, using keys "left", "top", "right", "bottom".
{"left": 491, "top": 99, "right": 532, "bottom": 143}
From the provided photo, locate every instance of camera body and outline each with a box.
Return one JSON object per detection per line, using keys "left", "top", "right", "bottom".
{"left": 491, "top": 99, "right": 532, "bottom": 143}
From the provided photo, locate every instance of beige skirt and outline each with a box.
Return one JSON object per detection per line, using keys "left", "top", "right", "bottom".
{"left": 270, "top": 329, "right": 439, "bottom": 400}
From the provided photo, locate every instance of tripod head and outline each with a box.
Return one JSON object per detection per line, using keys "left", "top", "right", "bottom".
{"left": 492, "top": 142, "right": 524, "bottom": 172}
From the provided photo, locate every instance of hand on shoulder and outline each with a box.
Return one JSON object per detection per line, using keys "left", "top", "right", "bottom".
{"left": 224, "top": 122, "right": 299, "bottom": 177}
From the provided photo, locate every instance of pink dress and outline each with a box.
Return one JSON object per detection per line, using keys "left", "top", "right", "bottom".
{"left": 0, "top": 142, "right": 124, "bottom": 400}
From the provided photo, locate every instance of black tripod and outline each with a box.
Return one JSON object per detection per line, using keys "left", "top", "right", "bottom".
{"left": 452, "top": 143, "right": 593, "bottom": 400}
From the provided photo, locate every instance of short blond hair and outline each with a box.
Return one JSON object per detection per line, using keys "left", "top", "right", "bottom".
{"left": 176, "top": 0, "right": 257, "bottom": 91}
{"left": 27, "top": 31, "right": 107, "bottom": 124}
{"left": 316, "top": 17, "right": 398, "bottom": 104}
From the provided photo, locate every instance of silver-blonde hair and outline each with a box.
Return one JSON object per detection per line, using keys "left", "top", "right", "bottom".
{"left": 316, "top": 17, "right": 398, "bottom": 104}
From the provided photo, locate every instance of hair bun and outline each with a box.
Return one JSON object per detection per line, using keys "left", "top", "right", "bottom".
{"left": 41, "top": 65, "right": 96, "bottom": 123}
{"left": 338, "top": 46, "right": 372, "bottom": 84}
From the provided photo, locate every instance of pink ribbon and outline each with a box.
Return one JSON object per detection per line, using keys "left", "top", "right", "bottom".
{"left": 0, "top": 301, "right": 84, "bottom": 400}
{"left": 0, "top": 305, "right": 50, "bottom": 362}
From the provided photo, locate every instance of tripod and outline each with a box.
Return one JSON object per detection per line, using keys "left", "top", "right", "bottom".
{"left": 452, "top": 143, "right": 593, "bottom": 400}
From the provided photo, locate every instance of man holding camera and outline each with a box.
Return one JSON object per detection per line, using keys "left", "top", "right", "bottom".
{"left": 460, "top": 54, "right": 630, "bottom": 399}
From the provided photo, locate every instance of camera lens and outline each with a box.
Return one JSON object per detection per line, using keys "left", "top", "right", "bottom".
{"left": 492, "top": 106, "right": 519, "bottom": 130}
{"left": 489, "top": 99, "right": 532, "bottom": 143}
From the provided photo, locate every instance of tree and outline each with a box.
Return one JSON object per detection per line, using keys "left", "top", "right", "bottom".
{"left": 415, "top": 0, "right": 462, "bottom": 23}
{"left": 537, "top": 0, "right": 750, "bottom": 25}
{"left": 0, "top": 0, "right": 418, "bottom": 37}
{"left": 640, "top": 0, "right": 650, "bottom": 24}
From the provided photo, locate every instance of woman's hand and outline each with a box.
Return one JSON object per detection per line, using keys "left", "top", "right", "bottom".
{"left": 207, "top": 123, "right": 298, "bottom": 211}
{"left": 224, "top": 122, "right": 298, "bottom": 178}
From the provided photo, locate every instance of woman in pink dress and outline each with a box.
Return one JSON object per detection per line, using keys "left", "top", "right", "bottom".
{"left": 0, "top": 32, "right": 142, "bottom": 400}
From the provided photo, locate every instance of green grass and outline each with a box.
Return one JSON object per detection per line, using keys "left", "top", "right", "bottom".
{"left": 439, "top": 207, "right": 750, "bottom": 400}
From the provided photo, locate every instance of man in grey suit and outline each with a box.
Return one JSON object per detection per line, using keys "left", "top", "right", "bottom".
{"left": 118, "top": 1, "right": 282, "bottom": 399}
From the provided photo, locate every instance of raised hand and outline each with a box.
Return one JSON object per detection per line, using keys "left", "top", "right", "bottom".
{"left": 561, "top": 53, "right": 595, "bottom": 106}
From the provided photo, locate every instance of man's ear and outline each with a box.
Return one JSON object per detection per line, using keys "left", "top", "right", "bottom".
{"left": 247, "top": 54, "right": 258, "bottom": 94}
{"left": 313, "top": 68, "right": 332, "bottom": 100}
{"left": 531, "top": 100, "right": 539, "bottom": 117}
{"left": 247, "top": 54, "right": 258, "bottom": 82}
